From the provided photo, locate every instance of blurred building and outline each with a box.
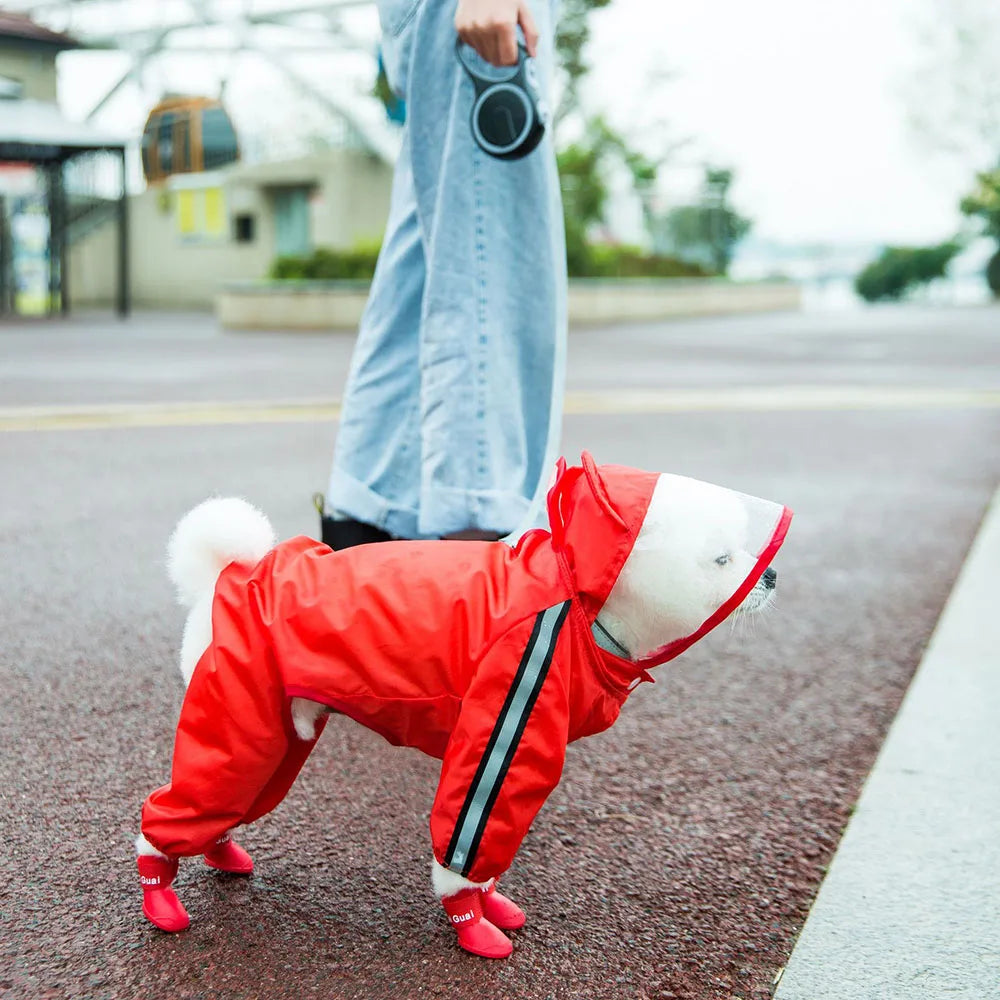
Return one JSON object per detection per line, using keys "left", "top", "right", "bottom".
{"left": 0, "top": 10, "right": 128, "bottom": 316}
{"left": 69, "top": 148, "right": 393, "bottom": 309}
{"left": 2, "top": 5, "right": 396, "bottom": 314}
{"left": 0, "top": 7, "right": 72, "bottom": 101}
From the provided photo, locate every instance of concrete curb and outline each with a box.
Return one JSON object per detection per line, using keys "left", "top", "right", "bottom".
{"left": 775, "top": 486, "right": 1000, "bottom": 999}
{"left": 214, "top": 279, "right": 802, "bottom": 330}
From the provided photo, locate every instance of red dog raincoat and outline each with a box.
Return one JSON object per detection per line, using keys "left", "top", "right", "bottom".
{"left": 142, "top": 454, "right": 791, "bottom": 883}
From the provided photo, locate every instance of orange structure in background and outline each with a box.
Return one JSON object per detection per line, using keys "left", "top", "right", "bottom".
{"left": 141, "top": 97, "right": 239, "bottom": 184}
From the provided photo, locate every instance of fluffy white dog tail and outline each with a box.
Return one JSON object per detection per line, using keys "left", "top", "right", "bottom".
{"left": 167, "top": 498, "right": 276, "bottom": 685}
{"left": 167, "top": 497, "right": 276, "bottom": 609}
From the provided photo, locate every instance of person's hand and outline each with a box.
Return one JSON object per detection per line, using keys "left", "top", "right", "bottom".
{"left": 455, "top": 0, "right": 538, "bottom": 66}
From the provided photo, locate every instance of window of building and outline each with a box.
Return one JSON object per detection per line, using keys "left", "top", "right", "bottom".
{"left": 157, "top": 112, "right": 176, "bottom": 175}
{"left": 234, "top": 214, "right": 255, "bottom": 243}
{"left": 0, "top": 75, "right": 24, "bottom": 100}
{"left": 172, "top": 181, "right": 227, "bottom": 242}
{"left": 201, "top": 107, "right": 239, "bottom": 172}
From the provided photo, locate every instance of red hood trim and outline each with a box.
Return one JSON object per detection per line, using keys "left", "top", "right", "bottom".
{"left": 548, "top": 453, "right": 793, "bottom": 687}
{"left": 597, "top": 504, "right": 794, "bottom": 677}
{"left": 546, "top": 452, "right": 658, "bottom": 619}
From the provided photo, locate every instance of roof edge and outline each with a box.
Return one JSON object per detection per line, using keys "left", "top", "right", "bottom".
{"left": 0, "top": 11, "right": 81, "bottom": 50}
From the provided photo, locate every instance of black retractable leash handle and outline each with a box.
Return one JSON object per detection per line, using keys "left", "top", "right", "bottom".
{"left": 455, "top": 39, "right": 548, "bottom": 160}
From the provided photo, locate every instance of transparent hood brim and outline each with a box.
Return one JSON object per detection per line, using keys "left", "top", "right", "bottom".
{"left": 641, "top": 505, "right": 792, "bottom": 667}
{"left": 594, "top": 474, "right": 793, "bottom": 670}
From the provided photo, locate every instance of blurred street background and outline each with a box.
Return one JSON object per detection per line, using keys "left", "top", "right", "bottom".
{"left": 2, "top": 0, "right": 1000, "bottom": 315}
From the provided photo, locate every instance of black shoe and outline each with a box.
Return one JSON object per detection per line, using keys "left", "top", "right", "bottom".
{"left": 441, "top": 529, "right": 503, "bottom": 541}
{"left": 314, "top": 493, "right": 394, "bottom": 550}
{"left": 321, "top": 515, "right": 394, "bottom": 549}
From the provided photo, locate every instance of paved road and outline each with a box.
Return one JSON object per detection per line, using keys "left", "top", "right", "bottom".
{"left": 1, "top": 305, "right": 998, "bottom": 1000}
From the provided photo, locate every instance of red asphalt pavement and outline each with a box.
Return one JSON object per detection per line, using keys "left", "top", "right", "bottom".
{"left": 1, "top": 307, "right": 999, "bottom": 999}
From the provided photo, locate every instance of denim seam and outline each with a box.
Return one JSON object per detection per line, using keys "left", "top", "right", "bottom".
{"left": 472, "top": 148, "right": 489, "bottom": 493}
{"left": 394, "top": 380, "right": 421, "bottom": 499}
{"left": 385, "top": 0, "right": 423, "bottom": 38}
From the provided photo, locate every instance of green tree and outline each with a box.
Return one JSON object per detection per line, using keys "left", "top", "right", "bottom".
{"left": 556, "top": 138, "right": 607, "bottom": 274}
{"left": 556, "top": 115, "right": 664, "bottom": 274}
{"left": 960, "top": 168, "right": 1000, "bottom": 296}
{"left": 553, "top": 2, "right": 675, "bottom": 267}
{"left": 554, "top": 0, "right": 624, "bottom": 267}
{"left": 660, "top": 167, "right": 752, "bottom": 275}
{"left": 961, "top": 169, "right": 1000, "bottom": 238}
{"left": 553, "top": 0, "right": 613, "bottom": 128}
{"left": 906, "top": 0, "right": 1000, "bottom": 166}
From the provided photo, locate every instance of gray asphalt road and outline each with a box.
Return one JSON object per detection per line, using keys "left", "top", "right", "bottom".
{"left": 2, "top": 304, "right": 999, "bottom": 409}
{"left": 1, "top": 304, "right": 998, "bottom": 1000}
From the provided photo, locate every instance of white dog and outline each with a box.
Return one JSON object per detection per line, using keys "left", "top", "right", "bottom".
{"left": 135, "top": 455, "right": 790, "bottom": 958}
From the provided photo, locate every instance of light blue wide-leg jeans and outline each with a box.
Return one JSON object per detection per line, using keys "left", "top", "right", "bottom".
{"left": 326, "top": 0, "right": 566, "bottom": 540}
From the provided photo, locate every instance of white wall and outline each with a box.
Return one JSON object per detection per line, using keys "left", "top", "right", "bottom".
{"left": 68, "top": 148, "right": 393, "bottom": 309}
{"left": 0, "top": 46, "right": 58, "bottom": 102}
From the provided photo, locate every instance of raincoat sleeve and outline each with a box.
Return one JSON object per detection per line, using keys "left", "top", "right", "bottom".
{"left": 430, "top": 602, "right": 573, "bottom": 884}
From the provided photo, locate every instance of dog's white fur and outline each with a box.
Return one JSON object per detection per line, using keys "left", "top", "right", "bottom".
{"left": 599, "top": 474, "right": 772, "bottom": 659}
{"left": 135, "top": 833, "right": 168, "bottom": 859}
{"left": 161, "top": 475, "right": 774, "bottom": 899}
{"left": 169, "top": 497, "right": 278, "bottom": 686}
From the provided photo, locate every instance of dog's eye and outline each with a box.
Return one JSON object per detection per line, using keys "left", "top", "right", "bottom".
{"left": 715, "top": 554, "right": 731, "bottom": 566}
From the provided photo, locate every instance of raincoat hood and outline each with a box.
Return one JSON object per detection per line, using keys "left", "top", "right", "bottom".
{"left": 548, "top": 452, "right": 792, "bottom": 675}
{"left": 547, "top": 452, "right": 658, "bottom": 615}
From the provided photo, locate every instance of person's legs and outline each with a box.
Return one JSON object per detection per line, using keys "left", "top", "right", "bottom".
{"left": 324, "top": 128, "right": 427, "bottom": 540}
{"left": 327, "top": 0, "right": 566, "bottom": 541}
{"left": 407, "top": 0, "right": 566, "bottom": 538}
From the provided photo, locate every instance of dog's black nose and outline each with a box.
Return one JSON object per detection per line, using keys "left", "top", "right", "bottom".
{"left": 762, "top": 567, "right": 777, "bottom": 589}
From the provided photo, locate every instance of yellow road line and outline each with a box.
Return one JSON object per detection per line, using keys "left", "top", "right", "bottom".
{"left": 1, "top": 386, "right": 999, "bottom": 433}
{"left": 0, "top": 401, "right": 343, "bottom": 432}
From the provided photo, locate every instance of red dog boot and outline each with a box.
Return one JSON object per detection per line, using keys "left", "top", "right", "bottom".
{"left": 442, "top": 888, "right": 513, "bottom": 959}
{"left": 137, "top": 855, "right": 190, "bottom": 933}
{"left": 203, "top": 833, "right": 254, "bottom": 874}
{"left": 480, "top": 881, "right": 526, "bottom": 930}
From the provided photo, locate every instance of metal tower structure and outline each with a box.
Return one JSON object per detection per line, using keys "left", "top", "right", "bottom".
{"left": 2, "top": 1, "right": 398, "bottom": 162}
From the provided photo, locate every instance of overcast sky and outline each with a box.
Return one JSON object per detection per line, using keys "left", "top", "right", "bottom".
{"left": 584, "top": 0, "right": 984, "bottom": 245}
{"left": 42, "top": 0, "right": 997, "bottom": 247}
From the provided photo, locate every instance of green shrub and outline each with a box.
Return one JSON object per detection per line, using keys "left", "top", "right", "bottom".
{"left": 854, "top": 242, "right": 961, "bottom": 302}
{"left": 271, "top": 239, "right": 708, "bottom": 283}
{"left": 269, "top": 254, "right": 308, "bottom": 280}
{"left": 987, "top": 248, "right": 1000, "bottom": 298}
{"left": 269, "top": 241, "right": 381, "bottom": 281}
{"left": 309, "top": 241, "right": 382, "bottom": 280}
{"left": 567, "top": 241, "right": 709, "bottom": 279}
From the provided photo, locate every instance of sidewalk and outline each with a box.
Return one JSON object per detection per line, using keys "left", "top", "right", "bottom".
{"left": 775, "top": 486, "right": 1000, "bottom": 999}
